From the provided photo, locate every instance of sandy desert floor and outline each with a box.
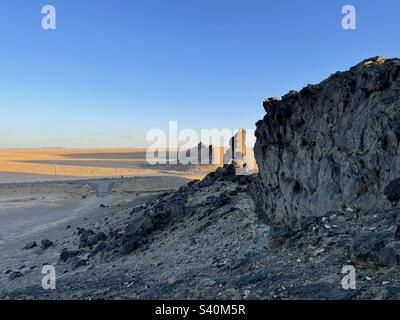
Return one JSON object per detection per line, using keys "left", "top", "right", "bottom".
{"left": 0, "top": 174, "right": 193, "bottom": 298}
{"left": 0, "top": 148, "right": 217, "bottom": 183}
{"left": 0, "top": 148, "right": 212, "bottom": 244}
{"left": 0, "top": 148, "right": 222, "bottom": 298}
{"left": 0, "top": 149, "right": 155, "bottom": 179}
{"left": 0, "top": 149, "right": 208, "bottom": 284}
{"left": 0, "top": 148, "right": 217, "bottom": 241}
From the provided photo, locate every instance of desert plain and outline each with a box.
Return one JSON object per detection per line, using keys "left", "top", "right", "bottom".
{"left": 0, "top": 148, "right": 213, "bottom": 297}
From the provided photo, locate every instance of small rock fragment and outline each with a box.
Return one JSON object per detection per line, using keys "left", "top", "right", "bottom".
{"left": 23, "top": 241, "right": 37, "bottom": 250}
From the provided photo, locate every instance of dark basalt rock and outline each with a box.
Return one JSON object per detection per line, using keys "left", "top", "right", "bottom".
{"left": 254, "top": 57, "right": 400, "bottom": 228}
{"left": 40, "top": 239, "right": 54, "bottom": 250}
{"left": 79, "top": 229, "right": 107, "bottom": 249}
{"left": 268, "top": 225, "right": 293, "bottom": 251}
{"left": 91, "top": 241, "right": 107, "bottom": 255}
{"left": 350, "top": 231, "right": 398, "bottom": 267}
{"left": 206, "top": 193, "right": 230, "bottom": 211}
{"left": 344, "top": 208, "right": 400, "bottom": 268}
{"left": 59, "top": 249, "right": 80, "bottom": 263}
{"left": 214, "top": 164, "right": 236, "bottom": 178}
{"left": 121, "top": 192, "right": 188, "bottom": 254}
{"left": 287, "top": 282, "right": 358, "bottom": 300}
{"left": 384, "top": 178, "right": 400, "bottom": 202}
{"left": 23, "top": 241, "right": 37, "bottom": 250}
{"left": 8, "top": 271, "right": 23, "bottom": 280}
{"left": 114, "top": 165, "right": 241, "bottom": 255}
{"left": 69, "top": 257, "right": 87, "bottom": 270}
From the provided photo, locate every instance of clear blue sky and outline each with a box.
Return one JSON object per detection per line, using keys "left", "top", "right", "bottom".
{"left": 1, "top": 0, "right": 399, "bottom": 148}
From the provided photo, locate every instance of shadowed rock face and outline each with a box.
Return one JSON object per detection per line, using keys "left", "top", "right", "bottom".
{"left": 255, "top": 56, "right": 400, "bottom": 228}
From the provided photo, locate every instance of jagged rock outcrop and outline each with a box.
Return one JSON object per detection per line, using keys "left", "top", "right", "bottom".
{"left": 224, "top": 129, "right": 247, "bottom": 164}
{"left": 255, "top": 56, "right": 400, "bottom": 228}
{"left": 224, "top": 129, "right": 258, "bottom": 175}
{"left": 116, "top": 165, "right": 260, "bottom": 255}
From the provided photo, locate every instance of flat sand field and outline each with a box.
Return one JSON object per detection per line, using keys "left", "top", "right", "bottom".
{"left": 0, "top": 149, "right": 156, "bottom": 181}
{"left": 0, "top": 148, "right": 215, "bottom": 184}
{"left": 0, "top": 148, "right": 213, "bottom": 244}
{"left": 0, "top": 175, "right": 190, "bottom": 243}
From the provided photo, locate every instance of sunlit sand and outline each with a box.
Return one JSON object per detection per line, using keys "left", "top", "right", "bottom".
{"left": 0, "top": 148, "right": 215, "bottom": 183}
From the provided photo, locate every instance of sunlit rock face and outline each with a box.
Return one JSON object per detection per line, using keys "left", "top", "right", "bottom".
{"left": 254, "top": 57, "right": 400, "bottom": 228}
{"left": 224, "top": 129, "right": 258, "bottom": 175}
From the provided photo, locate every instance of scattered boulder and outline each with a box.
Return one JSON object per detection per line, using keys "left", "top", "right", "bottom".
{"left": 214, "top": 165, "right": 236, "bottom": 178}
{"left": 167, "top": 277, "right": 177, "bottom": 285}
{"left": 40, "top": 239, "right": 54, "bottom": 250}
{"left": 206, "top": 193, "right": 230, "bottom": 211}
{"left": 77, "top": 227, "right": 85, "bottom": 235}
{"left": 91, "top": 241, "right": 107, "bottom": 255}
{"left": 395, "top": 225, "right": 400, "bottom": 241}
{"left": 131, "top": 205, "right": 145, "bottom": 215}
{"left": 59, "top": 249, "right": 80, "bottom": 263}
{"left": 8, "top": 271, "right": 23, "bottom": 280}
{"left": 384, "top": 179, "right": 400, "bottom": 202}
{"left": 121, "top": 191, "right": 188, "bottom": 254}
{"left": 268, "top": 225, "right": 293, "bottom": 251}
{"left": 69, "top": 257, "right": 87, "bottom": 270}
{"left": 79, "top": 229, "right": 107, "bottom": 249}
{"left": 23, "top": 241, "right": 37, "bottom": 250}
{"left": 350, "top": 231, "right": 400, "bottom": 268}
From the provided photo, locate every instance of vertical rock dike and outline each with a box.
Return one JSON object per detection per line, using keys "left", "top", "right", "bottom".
{"left": 254, "top": 57, "right": 400, "bottom": 229}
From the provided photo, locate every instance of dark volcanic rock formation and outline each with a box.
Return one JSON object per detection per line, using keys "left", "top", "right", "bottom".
{"left": 255, "top": 56, "right": 400, "bottom": 228}
{"left": 115, "top": 164, "right": 256, "bottom": 255}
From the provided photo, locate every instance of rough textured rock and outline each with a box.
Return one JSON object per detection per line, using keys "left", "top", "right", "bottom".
{"left": 117, "top": 164, "right": 242, "bottom": 255}
{"left": 22, "top": 242, "right": 37, "bottom": 250}
{"left": 59, "top": 249, "right": 80, "bottom": 263}
{"left": 350, "top": 231, "right": 399, "bottom": 268}
{"left": 40, "top": 239, "right": 53, "bottom": 250}
{"left": 384, "top": 178, "right": 400, "bottom": 202}
{"left": 120, "top": 188, "right": 189, "bottom": 254}
{"left": 255, "top": 56, "right": 400, "bottom": 228}
{"left": 69, "top": 257, "right": 87, "bottom": 270}
{"left": 8, "top": 271, "right": 23, "bottom": 280}
{"left": 224, "top": 128, "right": 247, "bottom": 162}
{"left": 79, "top": 229, "right": 107, "bottom": 249}
{"left": 224, "top": 129, "right": 258, "bottom": 175}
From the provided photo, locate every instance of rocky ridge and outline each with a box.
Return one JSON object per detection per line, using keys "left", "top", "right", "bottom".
{"left": 255, "top": 56, "right": 400, "bottom": 228}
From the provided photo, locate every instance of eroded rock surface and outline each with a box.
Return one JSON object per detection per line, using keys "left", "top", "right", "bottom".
{"left": 255, "top": 56, "right": 400, "bottom": 228}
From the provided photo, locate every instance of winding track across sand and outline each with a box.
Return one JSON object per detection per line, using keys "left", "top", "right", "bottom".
{"left": 0, "top": 178, "right": 117, "bottom": 243}
{"left": 84, "top": 180, "right": 115, "bottom": 197}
